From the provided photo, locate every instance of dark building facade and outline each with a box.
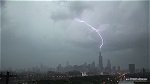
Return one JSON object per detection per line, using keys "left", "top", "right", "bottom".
{"left": 98, "top": 52, "right": 103, "bottom": 70}
{"left": 118, "top": 66, "right": 120, "bottom": 71}
{"left": 107, "top": 59, "right": 111, "bottom": 73}
{"left": 129, "top": 64, "right": 135, "bottom": 74}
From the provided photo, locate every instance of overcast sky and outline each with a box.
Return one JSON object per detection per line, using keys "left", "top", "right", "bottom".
{"left": 1, "top": 1, "right": 149, "bottom": 70}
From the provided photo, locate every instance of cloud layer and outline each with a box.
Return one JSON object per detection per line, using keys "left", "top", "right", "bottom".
{"left": 1, "top": 1, "right": 149, "bottom": 70}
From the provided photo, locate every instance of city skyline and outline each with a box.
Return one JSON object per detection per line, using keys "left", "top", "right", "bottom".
{"left": 1, "top": 1, "right": 149, "bottom": 70}
{"left": 0, "top": 52, "right": 146, "bottom": 72}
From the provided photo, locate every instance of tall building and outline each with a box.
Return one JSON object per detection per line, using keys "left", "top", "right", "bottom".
{"left": 129, "top": 64, "right": 135, "bottom": 74}
{"left": 57, "top": 64, "right": 62, "bottom": 72}
{"left": 112, "top": 66, "right": 116, "bottom": 71}
{"left": 91, "top": 61, "right": 95, "bottom": 68}
{"left": 67, "top": 61, "right": 69, "bottom": 66}
{"left": 107, "top": 59, "right": 111, "bottom": 72}
{"left": 118, "top": 66, "right": 120, "bottom": 71}
{"left": 99, "top": 52, "right": 103, "bottom": 70}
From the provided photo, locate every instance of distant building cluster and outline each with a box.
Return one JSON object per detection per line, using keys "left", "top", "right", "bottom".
{"left": 2, "top": 52, "right": 139, "bottom": 75}
{"left": 0, "top": 52, "right": 149, "bottom": 84}
{"left": 55, "top": 52, "right": 122, "bottom": 76}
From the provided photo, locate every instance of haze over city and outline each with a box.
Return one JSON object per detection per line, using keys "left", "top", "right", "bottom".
{"left": 1, "top": 1, "right": 149, "bottom": 70}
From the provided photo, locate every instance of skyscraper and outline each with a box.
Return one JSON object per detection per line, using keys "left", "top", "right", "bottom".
{"left": 107, "top": 59, "right": 111, "bottom": 73}
{"left": 118, "top": 66, "right": 120, "bottom": 71}
{"left": 91, "top": 61, "right": 95, "bottom": 68}
{"left": 129, "top": 64, "right": 135, "bottom": 74}
{"left": 67, "top": 61, "right": 69, "bottom": 66}
{"left": 99, "top": 52, "right": 103, "bottom": 70}
{"left": 112, "top": 66, "right": 116, "bottom": 71}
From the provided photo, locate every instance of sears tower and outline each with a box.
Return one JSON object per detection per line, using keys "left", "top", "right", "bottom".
{"left": 99, "top": 52, "right": 103, "bottom": 70}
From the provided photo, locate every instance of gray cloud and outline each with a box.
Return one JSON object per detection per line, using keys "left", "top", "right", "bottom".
{"left": 68, "top": 1, "right": 92, "bottom": 16}
{"left": 50, "top": 8, "right": 73, "bottom": 21}
{"left": 50, "top": 1, "right": 92, "bottom": 21}
{"left": 1, "top": 0, "right": 6, "bottom": 8}
{"left": 1, "top": 1, "right": 149, "bottom": 70}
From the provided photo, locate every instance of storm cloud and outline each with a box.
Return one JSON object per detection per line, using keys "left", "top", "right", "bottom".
{"left": 1, "top": 1, "right": 149, "bottom": 70}
{"left": 50, "top": 1, "right": 92, "bottom": 21}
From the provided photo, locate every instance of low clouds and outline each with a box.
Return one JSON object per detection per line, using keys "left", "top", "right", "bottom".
{"left": 1, "top": 0, "right": 6, "bottom": 8}
{"left": 51, "top": 9, "right": 72, "bottom": 21}
{"left": 1, "top": 1, "right": 149, "bottom": 70}
{"left": 68, "top": 1, "right": 92, "bottom": 16}
{"left": 50, "top": 1, "right": 92, "bottom": 21}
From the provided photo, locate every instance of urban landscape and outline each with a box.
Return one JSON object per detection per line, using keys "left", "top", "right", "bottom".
{"left": 1, "top": 0, "right": 149, "bottom": 84}
{"left": 1, "top": 52, "right": 150, "bottom": 84}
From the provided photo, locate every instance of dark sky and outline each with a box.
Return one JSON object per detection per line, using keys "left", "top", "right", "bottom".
{"left": 1, "top": 1, "right": 149, "bottom": 70}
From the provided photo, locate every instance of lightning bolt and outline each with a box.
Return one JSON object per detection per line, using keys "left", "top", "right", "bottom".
{"left": 74, "top": 18, "right": 103, "bottom": 51}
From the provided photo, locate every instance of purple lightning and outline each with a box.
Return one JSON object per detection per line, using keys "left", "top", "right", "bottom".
{"left": 74, "top": 18, "right": 104, "bottom": 51}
